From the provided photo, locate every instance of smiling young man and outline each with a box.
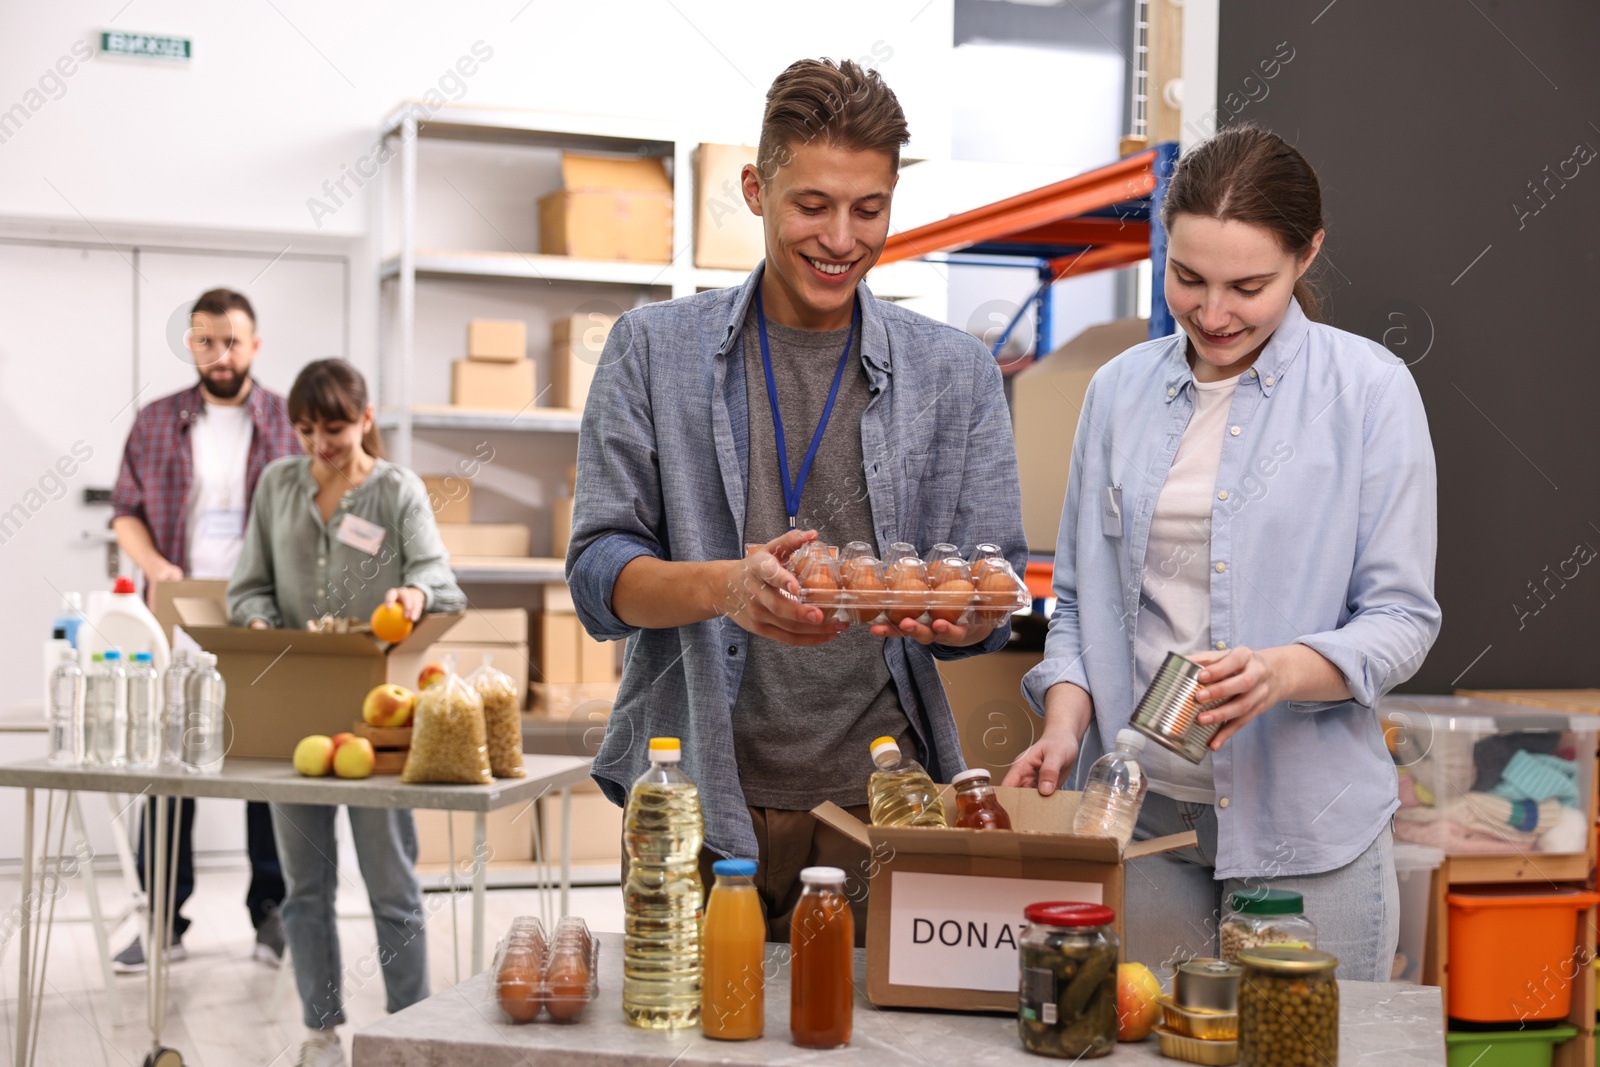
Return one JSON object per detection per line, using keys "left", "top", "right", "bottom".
{"left": 566, "top": 58, "right": 1026, "bottom": 939}
{"left": 111, "top": 288, "right": 296, "bottom": 973}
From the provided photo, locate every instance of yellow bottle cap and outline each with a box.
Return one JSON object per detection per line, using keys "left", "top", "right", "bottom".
{"left": 649, "top": 737, "right": 681, "bottom": 753}
{"left": 870, "top": 736, "right": 899, "bottom": 755}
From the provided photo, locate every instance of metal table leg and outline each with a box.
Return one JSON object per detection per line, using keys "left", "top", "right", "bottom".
{"left": 15, "top": 787, "right": 34, "bottom": 1067}
{"left": 471, "top": 811, "right": 486, "bottom": 974}
{"left": 70, "top": 793, "right": 122, "bottom": 1028}
{"left": 559, "top": 786, "right": 572, "bottom": 918}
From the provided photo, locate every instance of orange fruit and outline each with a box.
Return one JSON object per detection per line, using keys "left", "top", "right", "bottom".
{"left": 370, "top": 602, "right": 414, "bottom": 643}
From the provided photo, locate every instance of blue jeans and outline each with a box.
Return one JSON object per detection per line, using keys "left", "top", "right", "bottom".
{"left": 269, "top": 804, "right": 429, "bottom": 1029}
{"left": 1125, "top": 792, "right": 1399, "bottom": 983}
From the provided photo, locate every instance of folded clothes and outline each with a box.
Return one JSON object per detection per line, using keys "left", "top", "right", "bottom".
{"left": 1538, "top": 807, "right": 1589, "bottom": 853}
{"left": 1394, "top": 818, "right": 1524, "bottom": 854}
{"left": 1397, "top": 771, "right": 1423, "bottom": 809}
{"left": 1395, "top": 792, "right": 1561, "bottom": 845}
{"left": 1489, "top": 750, "right": 1579, "bottom": 806}
{"left": 1472, "top": 732, "right": 1562, "bottom": 791}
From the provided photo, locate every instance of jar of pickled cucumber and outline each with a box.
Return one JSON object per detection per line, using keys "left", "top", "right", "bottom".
{"left": 1220, "top": 888, "right": 1317, "bottom": 962}
{"left": 1017, "top": 902, "right": 1119, "bottom": 1059}
{"left": 1237, "top": 947, "right": 1339, "bottom": 1067}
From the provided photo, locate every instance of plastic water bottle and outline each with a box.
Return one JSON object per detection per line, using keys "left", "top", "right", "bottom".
{"left": 183, "top": 652, "right": 226, "bottom": 775}
{"left": 1072, "top": 728, "right": 1150, "bottom": 848}
{"left": 126, "top": 652, "right": 161, "bottom": 770}
{"left": 622, "top": 737, "right": 703, "bottom": 1029}
{"left": 160, "top": 651, "right": 193, "bottom": 766}
{"left": 85, "top": 651, "right": 128, "bottom": 767}
{"left": 866, "top": 736, "right": 948, "bottom": 827}
{"left": 47, "top": 650, "right": 84, "bottom": 766}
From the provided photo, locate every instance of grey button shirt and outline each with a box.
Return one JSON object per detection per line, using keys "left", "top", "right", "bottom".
{"left": 229, "top": 456, "right": 467, "bottom": 628}
{"left": 566, "top": 265, "right": 1028, "bottom": 860}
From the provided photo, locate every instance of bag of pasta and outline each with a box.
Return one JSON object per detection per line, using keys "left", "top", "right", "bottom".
{"left": 469, "top": 653, "right": 525, "bottom": 779}
{"left": 400, "top": 655, "right": 492, "bottom": 785}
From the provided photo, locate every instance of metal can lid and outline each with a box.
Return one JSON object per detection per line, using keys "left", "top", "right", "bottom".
{"left": 1177, "top": 958, "right": 1243, "bottom": 981}
{"left": 1024, "top": 901, "right": 1116, "bottom": 928}
{"left": 800, "top": 866, "right": 846, "bottom": 885}
{"left": 1237, "top": 947, "right": 1338, "bottom": 974}
{"left": 950, "top": 768, "right": 992, "bottom": 787}
{"left": 1229, "top": 887, "right": 1305, "bottom": 915}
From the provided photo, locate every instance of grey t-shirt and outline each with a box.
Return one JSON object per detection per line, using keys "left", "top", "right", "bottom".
{"left": 733, "top": 299, "right": 913, "bottom": 809}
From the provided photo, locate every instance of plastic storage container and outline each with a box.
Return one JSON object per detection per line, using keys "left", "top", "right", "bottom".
{"left": 1445, "top": 885, "right": 1600, "bottom": 1022}
{"left": 1391, "top": 842, "right": 1444, "bottom": 982}
{"left": 1383, "top": 695, "right": 1599, "bottom": 857}
{"left": 1444, "top": 1025, "right": 1576, "bottom": 1067}
{"left": 1017, "top": 902, "right": 1120, "bottom": 1059}
{"left": 494, "top": 915, "right": 598, "bottom": 1023}
{"left": 1220, "top": 888, "right": 1317, "bottom": 963}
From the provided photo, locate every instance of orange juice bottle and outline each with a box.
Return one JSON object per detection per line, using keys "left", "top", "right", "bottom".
{"left": 790, "top": 866, "right": 854, "bottom": 1049}
{"left": 702, "top": 859, "right": 765, "bottom": 1039}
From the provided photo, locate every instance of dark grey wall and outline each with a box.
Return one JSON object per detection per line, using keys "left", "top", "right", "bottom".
{"left": 1218, "top": 1, "right": 1600, "bottom": 691}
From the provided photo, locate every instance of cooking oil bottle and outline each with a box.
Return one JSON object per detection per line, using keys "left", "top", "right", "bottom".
{"left": 867, "top": 736, "right": 947, "bottom": 827}
{"left": 623, "top": 737, "right": 704, "bottom": 1029}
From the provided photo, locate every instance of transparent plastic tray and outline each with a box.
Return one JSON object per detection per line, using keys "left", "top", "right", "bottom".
{"left": 493, "top": 916, "right": 598, "bottom": 1024}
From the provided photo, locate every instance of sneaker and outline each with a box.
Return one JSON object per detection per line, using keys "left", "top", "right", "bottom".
{"left": 112, "top": 935, "right": 187, "bottom": 975}
{"left": 294, "top": 1031, "right": 345, "bottom": 1067}
{"left": 254, "top": 906, "right": 285, "bottom": 967}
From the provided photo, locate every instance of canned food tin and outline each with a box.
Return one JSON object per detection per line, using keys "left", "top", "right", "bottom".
{"left": 1130, "top": 652, "right": 1226, "bottom": 763}
{"left": 1175, "top": 958, "right": 1242, "bottom": 1013}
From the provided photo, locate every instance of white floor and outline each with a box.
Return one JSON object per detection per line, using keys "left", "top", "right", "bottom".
{"left": 0, "top": 862, "right": 625, "bottom": 1066}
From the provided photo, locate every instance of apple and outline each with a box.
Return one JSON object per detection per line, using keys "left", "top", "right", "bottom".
{"left": 293, "top": 735, "right": 336, "bottom": 777}
{"left": 331, "top": 731, "right": 356, "bottom": 751}
{"left": 362, "top": 683, "right": 416, "bottom": 728}
{"left": 1116, "top": 962, "right": 1163, "bottom": 1042}
{"left": 417, "top": 663, "right": 447, "bottom": 691}
{"left": 333, "top": 737, "right": 376, "bottom": 779}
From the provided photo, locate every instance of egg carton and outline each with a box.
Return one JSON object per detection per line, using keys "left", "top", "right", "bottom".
{"left": 493, "top": 916, "right": 599, "bottom": 1024}
{"left": 762, "top": 540, "right": 1030, "bottom": 627}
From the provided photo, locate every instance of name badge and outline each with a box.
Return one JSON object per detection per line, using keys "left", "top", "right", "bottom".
{"left": 197, "top": 509, "right": 245, "bottom": 540}
{"left": 1102, "top": 486, "right": 1124, "bottom": 539}
{"left": 335, "top": 513, "right": 386, "bottom": 555}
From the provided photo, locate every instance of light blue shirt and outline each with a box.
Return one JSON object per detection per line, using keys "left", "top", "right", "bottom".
{"left": 1023, "top": 300, "right": 1441, "bottom": 879}
{"left": 566, "top": 265, "right": 1027, "bottom": 861}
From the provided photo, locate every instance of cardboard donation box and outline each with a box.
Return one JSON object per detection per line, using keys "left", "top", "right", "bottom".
{"left": 152, "top": 579, "right": 228, "bottom": 644}
{"left": 811, "top": 787, "right": 1194, "bottom": 1012}
{"left": 538, "top": 153, "right": 673, "bottom": 262}
{"left": 171, "top": 596, "right": 461, "bottom": 761}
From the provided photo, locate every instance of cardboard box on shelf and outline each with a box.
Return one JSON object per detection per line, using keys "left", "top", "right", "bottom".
{"left": 549, "top": 313, "right": 615, "bottom": 411}
{"left": 466, "top": 319, "right": 527, "bottom": 362}
{"left": 551, "top": 496, "right": 573, "bottom": 560}
{"left": 414, "top": 802, "right": 537, "bottom": 867}
{"left": 538, "top": 153, "right": 673, "bottom": 263}
{"left": 437, "top": 523, "right": 531, "bottom": 558}
{"left": 530, "top": 681, "right": 619, "bottom": 722}
{"left": 450, "top": 359, "right": 535, "bottom": 411}
{"left": 152, "top": 579, "right": 228, "bottom": 645}
{"left": 170, "top": 597, "right": 460, "bottom": 761}
{"left": 693, "top": 143, "right": 765, "bottom": 270}
{"left": 542, "top": 583, "right": 576, "bottom": 615}
{"left": 1011, "top": 318, "right": 1149, "bottom": 554}
{"left": 427, "top": 608, "right": 530, "bottom": 707}
{"left": 936, "top": 649, "right": 1043, "bottom": 780}
{"left": 541, "top": 782, "right": 622, "bottom": 866}
{"left": 811, "top": 792, "right": 1193, "bottom": 1012}
{"left": 538, "top": 612, "right": 617, "bottom": 686}
{"left": 420, "top": 475, "right": 473, "bottom": 525}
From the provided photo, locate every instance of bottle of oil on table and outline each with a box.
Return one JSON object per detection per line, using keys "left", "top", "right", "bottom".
{"left": 622, "top": 737, "right": 704, "bottom": 1029}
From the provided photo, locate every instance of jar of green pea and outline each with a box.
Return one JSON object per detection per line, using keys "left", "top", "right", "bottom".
{"left": 1237, "top": 947, "right": 1338, "bottom": 1067}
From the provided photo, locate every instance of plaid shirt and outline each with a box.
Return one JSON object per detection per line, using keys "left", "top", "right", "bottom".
{"left": 112, "top": 382, "right": 301, "bottom": 575}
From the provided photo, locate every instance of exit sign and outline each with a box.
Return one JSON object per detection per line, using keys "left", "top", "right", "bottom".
{"left": 100, "top": 32, "right": 191, "bottom": 60}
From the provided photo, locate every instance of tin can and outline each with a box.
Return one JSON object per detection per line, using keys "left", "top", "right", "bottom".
{"left": 1130, "top": 652, "right": 1226, "bottom": 763}
{"left": 1174, "top": 958, "right": 1242, "bottom": 1013}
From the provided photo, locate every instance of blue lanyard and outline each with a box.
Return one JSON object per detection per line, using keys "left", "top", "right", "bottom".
{"left": 755, "top": 288, "right": 859, "bottom": 530}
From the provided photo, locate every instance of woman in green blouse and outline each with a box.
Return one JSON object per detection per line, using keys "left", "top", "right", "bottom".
{"left": 228, "top": 358, "right": 464, "bottom": 1067}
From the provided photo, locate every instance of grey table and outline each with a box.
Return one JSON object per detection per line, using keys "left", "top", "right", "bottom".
{"left": 353, "top": 935, "right": 1447, "bottom": 1066}
{"left": 0, "top": 754, "right": 591, "bottom": 1067}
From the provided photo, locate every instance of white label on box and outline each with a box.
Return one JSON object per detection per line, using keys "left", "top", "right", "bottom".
{"left": 887, "top": 871, "right": 1102, "bottom": 993}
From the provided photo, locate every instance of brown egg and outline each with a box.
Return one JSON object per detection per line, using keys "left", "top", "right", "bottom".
{"left": 800, "top": 564, "right": 839, "bottom": 593}
{"left": 930, "top": 578, "right": 976, "bottom": 624}
{"left": 977, "top": 568, "right": 1019, "bottom": 624}
{"left": 969, "top": 557, "right": 1003, "bottom": 582}
{"left": 544, "top": 952, "right": 592, "bottom": 1021}
{"left": 497, "top": 948, "right": 543, "bottom": 1021}
{"left": 845, "top": 570, "right": 887, "bottom": 624}
{"left": 886, "top": 573, "right": 930, "bottom": 625}
{"left": 883, "top": 558, "right": 927, "bottom": 586}
{"left": 927, "top": 558, "right": 968, "bottom": 586}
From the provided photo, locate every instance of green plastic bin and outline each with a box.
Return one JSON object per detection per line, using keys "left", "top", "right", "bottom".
{"left": 1445, "top": 1026, "right": 1576, "bottom": 1067}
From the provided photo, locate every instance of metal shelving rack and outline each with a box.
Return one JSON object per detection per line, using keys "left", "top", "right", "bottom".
{"left": 877, "top": 142, "right": 1179, "bottom": 360}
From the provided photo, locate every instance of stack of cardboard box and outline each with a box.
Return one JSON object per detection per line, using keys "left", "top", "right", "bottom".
{"left": 693, "top": 143, "right": 765, "bottom": 271}
{"left": 538, "top": 153, "right": 673, "bottom": 263}
{"left": 451, "top": 318, "right": 536, "bottom": 411}
{"left": 548, "top": 312, "right": 615, "bottom": 412}
{"left": 533, "top": 582, "right": 619, "bottom": 719}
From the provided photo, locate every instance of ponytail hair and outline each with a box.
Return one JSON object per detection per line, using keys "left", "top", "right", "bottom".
{"left": 287, "top": 358, "right": 385, "bottom": 458}
{"left": 1161, "top": 124, "right": 1326, "bottom": 320}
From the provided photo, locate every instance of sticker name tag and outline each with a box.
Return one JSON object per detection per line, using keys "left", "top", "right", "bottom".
{"left": 197, "top": 509, "right": 245, "bottom": 540}
{"left": 1102, "top": 485, "right": 1124, "bottom": 539}
{"left": 335, "top": 513, "right": 386, "bottom": 555}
